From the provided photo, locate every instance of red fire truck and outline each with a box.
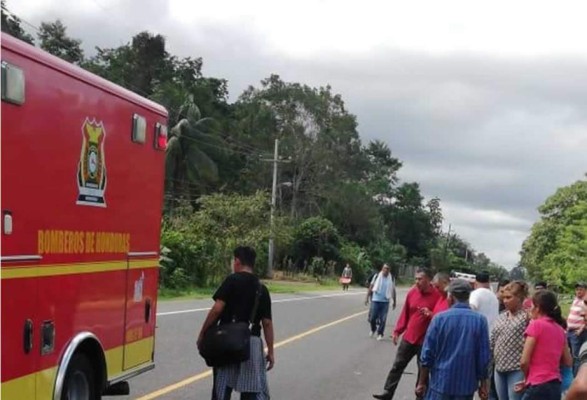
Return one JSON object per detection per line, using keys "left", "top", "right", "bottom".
{"left": 1, "top": 33, "right": 168, "bottom": 399}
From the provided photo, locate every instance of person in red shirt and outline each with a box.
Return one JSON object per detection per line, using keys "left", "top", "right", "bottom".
{"left": 414, "top": 272, "right": 450, "bottom": 319}
{"left": 432, "top": 272, "right": 450, "bottom": 314}
{"left": 373, "top": 268, "right": 440, "bottom": 400}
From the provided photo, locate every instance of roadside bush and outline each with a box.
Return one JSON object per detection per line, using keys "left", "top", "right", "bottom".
{"left": 160, "top": 191, "right": 296, "bottom": 289}
{"left": 293, "top": 217, "right": 340, "bottom": 267}
{"left": 368, "top": 240, "right": 407, "bottom": 278}
{"left": 160, "top": 228, "right": 219, "bottom": 287}
{"left": 309, "top": 257, "right": 326, "bottom": 277}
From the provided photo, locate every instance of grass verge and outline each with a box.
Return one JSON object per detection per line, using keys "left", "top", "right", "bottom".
{"left": 158, "top": 278, "right": 343, "bottom": 301}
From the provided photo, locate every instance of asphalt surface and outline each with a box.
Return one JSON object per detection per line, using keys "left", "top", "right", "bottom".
{"left": 109, "top": 287, "right": 420, "bottom": 400}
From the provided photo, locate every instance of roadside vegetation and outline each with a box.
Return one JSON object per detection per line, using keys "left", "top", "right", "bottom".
{"left": 520, "top": 178, "right": 587, "bottom": 290}
{"left": 6, "top": 5, "right": 546, "bottom": 295}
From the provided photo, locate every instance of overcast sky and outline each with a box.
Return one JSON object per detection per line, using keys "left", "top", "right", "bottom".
{"left": 11, "top": 0, "right": 587, "bottom": 268}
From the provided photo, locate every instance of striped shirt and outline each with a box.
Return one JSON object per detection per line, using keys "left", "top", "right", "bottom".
{"left": 567, "top": 297, "right": 586, "bottom": 331}
{"left": 421, "top": 302, "right": 491, "bottom": 396}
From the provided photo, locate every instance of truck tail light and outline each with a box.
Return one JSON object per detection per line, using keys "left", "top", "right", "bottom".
{"left": 154, "top": 123, "right": 167, "bottom": 150}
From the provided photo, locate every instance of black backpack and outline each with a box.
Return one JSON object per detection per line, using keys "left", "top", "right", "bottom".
{"left": 365, "top": 271, "right": 378, "bottom": 288}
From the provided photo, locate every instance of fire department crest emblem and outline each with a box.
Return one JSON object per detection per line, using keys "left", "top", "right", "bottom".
{"left": 76, "top": 118, "right": 107, "bottom": 207}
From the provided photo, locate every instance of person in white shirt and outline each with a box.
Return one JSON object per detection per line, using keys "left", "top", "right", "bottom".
{"left": 470, "top": 271, "right": 499, "bottom": 330}
{"left": 365, "top": 264, "right": 396, "bottom": 340}
{"left": 470, "top": 271, "right": 500, "bottom": 400}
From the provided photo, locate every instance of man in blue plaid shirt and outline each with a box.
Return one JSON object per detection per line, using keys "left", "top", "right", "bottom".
{"left": 416, "top": 278, "right": 490, "bottom": 400}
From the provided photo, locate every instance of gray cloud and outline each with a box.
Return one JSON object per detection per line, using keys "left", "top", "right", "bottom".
{"left": 15, "top": 0, "right": 587, "bottom": 267}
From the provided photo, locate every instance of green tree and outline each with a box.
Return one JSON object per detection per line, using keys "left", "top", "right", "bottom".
{"left": 38, "top": 20, "right": 84, "bottom": 64}
{"left": 383, "top": 182, "right": 435, "bottom": 260}
{"left": 165, "top": 97, "right": 226, "bottom": 209}
{"left": 1, "top": 0, "right": 34, "bottom": 44}
{"left": 368, "top": 240, "right": 407, "bottom": 275}
{"left": 293, "top": 217, "right": 341, "bottom": 268}
{"left": 84, "top": 31, "right": 172, "bottom": 96}
{"left": 520, "top": 178, "right": 587, "bottom": 286}
{"left": 363, "top": 140, "right": 402, "bottom": 199}
{"left": 236, "top": 75, "right": 363, "bottom": 218}
{"left": 161, "top": 191, "right": 290, "bottom": 286}
{"left": 322, "top": 182, "right": 384, "bottom": 246}
{"left": 426, "top": 197, "right": 443, "bottom": 236}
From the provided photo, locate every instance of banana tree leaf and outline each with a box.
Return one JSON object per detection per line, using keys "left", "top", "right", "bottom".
{"left": 165, "top": 136, "right": 182, "bottom": 183}
{"left": 169, "top": 122, "right": 185, "bottom": 138}
{"left": 186, "top": 144, "right": 219, "bottom": 183}
{"left": 191, "top": 117, "right": 217, "bottom": 132}
{"left": 176, "top": 119, "right": 193, "bottom": 137}
{"left": 186, "top": 103, "right": 202, "bottom": 122}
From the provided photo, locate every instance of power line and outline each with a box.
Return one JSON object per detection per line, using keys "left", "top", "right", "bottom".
{"left": 2, "top": 5, "right": 39, "bottom": 34}
{"left": 178, "top": 134, "right": 266, "bottom": 158}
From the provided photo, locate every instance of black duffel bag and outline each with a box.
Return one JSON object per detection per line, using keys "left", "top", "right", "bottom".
{"left": 199, "top": 281, "right": 261, "bottom": 367}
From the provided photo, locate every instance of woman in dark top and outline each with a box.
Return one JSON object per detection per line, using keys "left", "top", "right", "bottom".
{"left": 197, "top": 246, "right": 274, "bottom": 400}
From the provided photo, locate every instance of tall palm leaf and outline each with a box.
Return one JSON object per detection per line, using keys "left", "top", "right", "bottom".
{"left": 165, "top": 97, "right": 224, "bottom": 206}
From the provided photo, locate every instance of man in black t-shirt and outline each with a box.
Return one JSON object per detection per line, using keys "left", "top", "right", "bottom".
{"left": 197, "top": 246, "right": 274, "bottom": 400}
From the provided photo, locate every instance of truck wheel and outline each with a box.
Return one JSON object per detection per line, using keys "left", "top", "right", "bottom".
{"left": 61, "top": 353, "right": 99, "bottom": 400}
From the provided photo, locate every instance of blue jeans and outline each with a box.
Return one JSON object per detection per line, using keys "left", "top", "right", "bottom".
{"left": 567, "top": 329, "right": 587, "bottom": 375}
{"left": 489, "top": 366, "right": 497, "bottom": 400}
{"left": 494, "top": 370, "right": 524, "bottom": 400}
{"left": 369, "top": 301, "right": 389, "bottom": 335}
{"left": 520, "top": 380, "right": 561, "bottom": 400}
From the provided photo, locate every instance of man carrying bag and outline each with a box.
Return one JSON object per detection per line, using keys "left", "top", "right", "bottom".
{"left": 197, "top": 246, "right": 274, "bottom": 400}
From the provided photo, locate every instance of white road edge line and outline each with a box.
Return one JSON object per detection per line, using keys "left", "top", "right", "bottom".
{"left": 157, "top": 291, "right": 364, "bottom": 316}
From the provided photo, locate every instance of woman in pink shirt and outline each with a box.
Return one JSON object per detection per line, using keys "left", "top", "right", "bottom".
{"left": 517, "top": 290, "right": 572, "bottom": 400}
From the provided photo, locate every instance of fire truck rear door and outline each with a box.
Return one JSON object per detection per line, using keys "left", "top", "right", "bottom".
{"left": 122, "top": 252, "right": 156, "bottom": 370}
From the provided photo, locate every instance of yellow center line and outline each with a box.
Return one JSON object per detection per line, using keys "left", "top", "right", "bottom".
{"left": 135, "top": 310, "right": 368, "bottom": 400}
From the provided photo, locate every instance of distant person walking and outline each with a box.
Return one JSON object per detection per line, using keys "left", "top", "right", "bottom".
{"left": 340, "top": 263, "right": 353, "bottom": 291}
{"left": 416, "top": 279, "right": 491, "bottom": 400}
{"left": 517, "top": 290, "right": 572, "bottom": 400}
{"left": 366, "top": 264, "right": 396, "bottom": 340}
{"left": 373, "top": 268, "right": 440, "bottom": 400}
{"left": 567, "top": 282, "right": 587, "bottom": 376}
{"left": 490, "top": 281, "right": 529, "bottom": 400}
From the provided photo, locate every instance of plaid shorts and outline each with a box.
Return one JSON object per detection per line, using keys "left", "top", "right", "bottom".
{"left": 212, "top": 336, "right": 270, "bottom": 400}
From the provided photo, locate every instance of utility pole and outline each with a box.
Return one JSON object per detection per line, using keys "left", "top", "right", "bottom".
{"left": 268, "top": 139, "right": 279, "bottom": 278}
{"left": 443, "top": 223, "right": 452, "bottom": 259}
{"left": 261, "top": 139, "right": 290, "bottom": 278}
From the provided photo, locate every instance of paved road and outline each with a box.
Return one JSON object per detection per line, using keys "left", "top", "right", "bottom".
{"left": 109, "top": 287, "right": 420, "bottom": 400}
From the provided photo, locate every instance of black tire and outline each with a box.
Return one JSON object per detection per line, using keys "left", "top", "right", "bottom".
{"left": 61, "top": 353, "right": 99, "bottom": 400}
